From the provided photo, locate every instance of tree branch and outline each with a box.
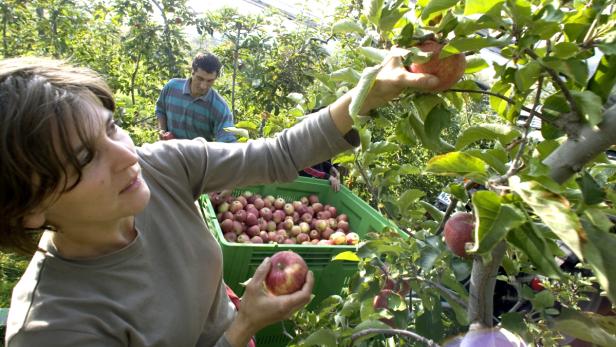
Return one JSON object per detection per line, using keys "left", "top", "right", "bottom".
{"left": 524, "top": 48, "right": 582, "bottom": 122}
{"left": 350, "top": 328, "right": 440, "bottom": 347}
{"left": 468, "top": 241, "right": 507, "bottom": 327}
{"left": 490, "top": 77, "right": 544, "bottom": 186}
{"left": 544, "top": 105, "right": 616, "bottom": 184}
{"left": 447, "top": 88, "right": 547, "bottom": 121}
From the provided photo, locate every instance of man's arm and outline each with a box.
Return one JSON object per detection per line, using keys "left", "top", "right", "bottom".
{"left": 214, "top": 108, "right": 237, "bottom": 143}
{"left": 155, "top": 83, "right": 169, "bottom": 138}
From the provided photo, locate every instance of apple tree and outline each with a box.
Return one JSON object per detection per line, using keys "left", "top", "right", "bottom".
{"left": 288, "top": 0, "right": 616, "bottom": 346}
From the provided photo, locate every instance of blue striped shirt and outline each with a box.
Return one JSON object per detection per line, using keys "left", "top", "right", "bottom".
{"left": 155, "top": 78, "right": 236, "bottom": 142}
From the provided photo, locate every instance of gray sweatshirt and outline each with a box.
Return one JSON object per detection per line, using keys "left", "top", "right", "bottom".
{"left": 6, "top": 108, "right": 358, "bottom": 347}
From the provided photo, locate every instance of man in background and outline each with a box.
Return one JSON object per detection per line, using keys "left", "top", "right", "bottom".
{"left": 156, "top": 52, "right": 236, "bottom": 142}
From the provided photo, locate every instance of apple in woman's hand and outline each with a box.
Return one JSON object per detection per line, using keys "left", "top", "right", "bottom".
{"left": 265, "top": 251, "right": 308, "bottom": 295}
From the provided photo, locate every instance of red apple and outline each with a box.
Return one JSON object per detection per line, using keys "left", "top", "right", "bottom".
{"left": 372, "top": 289, "right": 397, "bottom": 327}
{"left": 444, "top": 212, "right": 475, "bottom": 257}
{"left": 265, "top": 251, "right": 309, "bottom": 296}
{"left": 309, "top": 229, "right": 320, "bottom": 240}
{"left": 274, "top": 197, "right": 285, "bottom": 210}
{"left": 330, "top": 231, "right": 347, "bottom": 245}
{"left": 345, "top": 232, "right": 360, "bottom": 245}
{"left": 253, "top": 198, "right": 265, "bottom": 210}
{"left": 220, "top": 219, "right": 234, "bottom": 234}
{"left": 237, "top": 233, "right": 250, "bottom": 243}
{"left": 223, "top": 232, "right": 237, "bottom": 243}
{"left": 251, "top": 236, "right": 264, "bottom": 244}
{"left": 308, "top": 194, "right": 319, "bottom": 204}
{"left": 296, "top": 233, "right": 310, "bottom": 243}
{"left": 407, "top": 40, "right": 466, "bottom": 92}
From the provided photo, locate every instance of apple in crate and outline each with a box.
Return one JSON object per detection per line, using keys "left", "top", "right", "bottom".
{"left": 265, "top": 251, "right": 309, "bottom": 295}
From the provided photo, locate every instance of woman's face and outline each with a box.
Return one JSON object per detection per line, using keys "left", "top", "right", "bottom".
{"left": 23, "top": 102, "right": 150, "bottom": 233}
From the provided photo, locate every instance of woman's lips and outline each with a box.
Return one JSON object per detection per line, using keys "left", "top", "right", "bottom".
{"left": 120, "top": 175, "right": 141, "bottom": 194}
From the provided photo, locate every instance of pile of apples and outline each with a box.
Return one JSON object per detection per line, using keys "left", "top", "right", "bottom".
{"left": 210, "top": 191, "right": 360, "bottom": 246}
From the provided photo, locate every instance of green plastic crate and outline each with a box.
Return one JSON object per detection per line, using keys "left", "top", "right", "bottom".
{"left": 199, "top": 176, "right": 404, "bottom": 346}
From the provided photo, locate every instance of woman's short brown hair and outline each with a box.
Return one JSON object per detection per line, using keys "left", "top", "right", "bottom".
{"left": 0, "top": 57, "right": 115, "bottom": 254}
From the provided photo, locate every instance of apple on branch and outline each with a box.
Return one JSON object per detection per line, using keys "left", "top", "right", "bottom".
{"left": 406, "top": 40, "right": 466, "bottom": 92}
{"left": 444, "top": 212, "right": 475, "bottom": 257}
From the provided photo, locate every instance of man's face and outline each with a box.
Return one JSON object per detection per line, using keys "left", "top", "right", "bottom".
{"left": 190, "top": 68, "right": 218, "bottom": 96}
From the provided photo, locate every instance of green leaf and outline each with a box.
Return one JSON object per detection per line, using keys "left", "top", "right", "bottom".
{"left": 330, "top": 67, "right": 361, "bottom": 84}
{"left": 552, "top": 42, "right": 580, "bottom": 59}
{"left": 420, "top": 201, "right": 444, "bottom": 222}
{"left": 464, "top": 56, "right": 489, "bottom": 74}
{"left": 223, "top": 127, "right": 250, "bottom": 138}
{"left": 514, "top": 60, "right": 542, "bottom": 92}
{"left": 350, "top": 65, "right": 382, "bottom": 118}
{"left": 455, "top": 124, "right": 521, "bottom": 149}
{"left": 332, "top": 19, "right": 365, "bottom": 35}
{"left": 408, "top": 109, "right": 454, "bottom": 153}
{"left": 580, "top": 217, "right": 616, "bottom": 304}
{"left": 466, "top": 148, "right": 508, "bottom": 175}
{"left": 529, "top": 20, "right": 561, "bottom": 39}
{"left": 463, "top": 0, "right": 503, "bottom": 16}
{"left": 509, "top": 0, "right": 532, "bottom": 26}
{"left": 421, "top": 0, "right": 459, "bottom": 21}
{"left": 424, "top": 105, "right": 452, "bottom": 143}
{"left": 489, "top": 81, "right": 514, "bottom": 120}
{"left": 379, "top": 7, "right": 409, "bottom": 32}
{"left": 358, "top": 46, "right": 390, "bottom": 64}
{"left": 576, "top": 172, "right": 606, "bottom": 205}
{"left": 441, "top": 37, "right": 507, "bottom": 57}
{"left": 300, "top": 328, "right": 338, "bottom": 347}
{"left": 509, "top": 177, "right": 585, "bottom": 260}
{"left": 367, "top": 141, "right": 399, "bottom": 155}
{"left": 501, "top": 312, "right": 528, "bottom": 339}
{"left": 394, "top": 117, "right": 417, "bottom": 145}
{"left": 416, "top": 301, "right": 444, "bottom": 340}
{"left": 413, "top": 95, "right": 444, "bottom": 121}
{"left": 470, "top": 191, "right": 526, "bottom": 255}
{"left": 554, "top": 308, "right": 616, "bottom": 347}
{"left": 587, "top": 54, "right": 616, "bottom": 103}
{"left": 363, "top": 0, "right": 384, "bottom": 26}
{"left": 332, "top": 251, "right": 361, "bottom": 262}
{"left": 234, "top": 121, "right": 257, "bottom": 130}
{"left": 425, "top": 152, "right": 488, "bottom": 180}
{"left": 398, "top": 189, "right": 426, "bottom": 211}
{"left": 532, "top": 290, "right": 555, "bottom": 310}
{"left": 359, "top": 128, "right": 372, "bottom": 152}
{"left": 506, "top": 223, "right": 563, "bottom": 278}
{"left": 352, "top": 319, "right": 392, "bottom": 333}
{"left": 572, "top": 90, "right": 603, "bottom": 126}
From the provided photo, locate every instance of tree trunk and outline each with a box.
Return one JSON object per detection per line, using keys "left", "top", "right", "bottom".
{"left": 467, "top": 241, "right": 506, "bottom": 327}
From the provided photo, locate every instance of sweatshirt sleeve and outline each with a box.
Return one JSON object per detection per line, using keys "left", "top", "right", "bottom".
{"left": 138, "top": 107, "right": 359, "bottom": 200}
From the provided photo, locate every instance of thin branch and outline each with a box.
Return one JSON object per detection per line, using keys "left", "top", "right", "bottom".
{"left": 350, "top": 328, "right": 441, "bottom": 347}
{"left": 524, "top": 48, "right": 582, "bottom": 121}
{"left": 447, "top": 88, "right": 547, "bottom": 121}
{"left": 435, "top": 197, "right": 458, "bottom": 235}
{"left": 418, "top": 277, "right": 468, "bottom": 309}
{"left": 353, "top": 155, "right": 379, "bottom": 209}
{"left": 490, "top": 77, "right": 544, "bottom": 185}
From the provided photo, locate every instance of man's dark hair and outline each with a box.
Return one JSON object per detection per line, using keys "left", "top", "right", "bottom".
{"left": 192, "top": 52, "right": 222, "bottom": 76}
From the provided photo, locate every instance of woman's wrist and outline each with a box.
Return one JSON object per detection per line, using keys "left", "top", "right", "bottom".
{"left": 224, "top": 313, "right": 257, "bottom": 347}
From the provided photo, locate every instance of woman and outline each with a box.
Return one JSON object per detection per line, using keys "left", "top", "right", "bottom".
{"left": 0, "top": 54, "right": 438, "bottom": 346}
